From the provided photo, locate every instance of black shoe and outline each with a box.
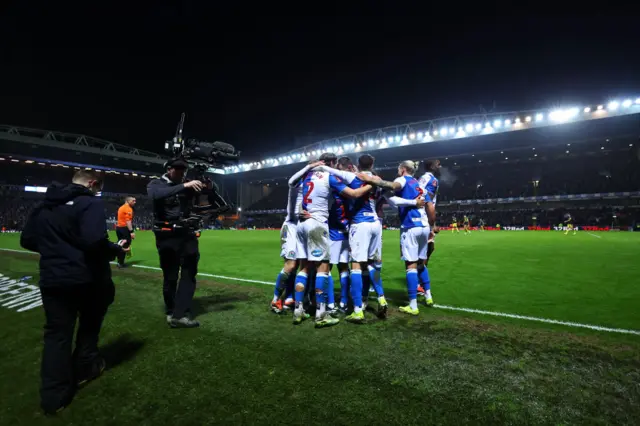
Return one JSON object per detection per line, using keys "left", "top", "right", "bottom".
{"left": 76, "top": 357, "right": 106, "bottom": 388}
{"left": 117, "top": 263, "right": 127, "bottom": 269}
{"left": 170, "top": 317, "right": 200, "bottom": 328}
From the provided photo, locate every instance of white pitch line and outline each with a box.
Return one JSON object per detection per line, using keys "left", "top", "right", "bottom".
{"left": 2, "top": 247, "right": 639, "bottom": 336}
{"left": 587, "top": 232, "right": 602, "bottom": 239}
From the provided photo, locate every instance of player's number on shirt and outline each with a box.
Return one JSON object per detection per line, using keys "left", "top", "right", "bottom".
{"left": 303, "top": 182, "right": 315, "bottom": 204}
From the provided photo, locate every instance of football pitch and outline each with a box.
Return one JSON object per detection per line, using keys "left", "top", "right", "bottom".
{"left": 1, "top": 230, "right": 640, "bottom": 424}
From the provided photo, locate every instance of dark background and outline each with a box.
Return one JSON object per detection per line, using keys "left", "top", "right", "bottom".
{"left": 1, "top": 9, "right": 638, "bottom": 159}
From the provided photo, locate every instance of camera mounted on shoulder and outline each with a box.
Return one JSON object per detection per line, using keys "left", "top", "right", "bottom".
{"left": 163, "top": 113, "right": 240, "bottom": 228}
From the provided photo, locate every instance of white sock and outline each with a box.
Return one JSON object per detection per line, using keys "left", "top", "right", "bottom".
{"left": 272, "top": 296, "right": 278, "bottom": 303}
{"left": 354, "top": 306, "right": 363, "bottom": 313}
{"left": 316, "top": 303, "right": 326, "bottom": 319}
{"left": 425, "top": 290, "right": 432, "bottom": 299}
{"left": 410, "top": 299, "right": 418, "bottom": 310}
{"left": 328, "top": 303, "right": 335, "bottom": 310}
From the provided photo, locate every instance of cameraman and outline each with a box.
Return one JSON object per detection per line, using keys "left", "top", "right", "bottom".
{"left": 147, "top": 157, "right": 204, "bottom": 328}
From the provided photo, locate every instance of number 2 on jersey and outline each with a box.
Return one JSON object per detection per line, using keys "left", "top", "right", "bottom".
{"left": 303, "top": 182, "right": 315, "bottom": 204}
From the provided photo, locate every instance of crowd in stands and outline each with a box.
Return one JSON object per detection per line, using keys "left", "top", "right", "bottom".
{"left": 0, "top": 186, "right": 155, "bottom": 231}
{"left": 0, "top": 160, "right": 151, "bottom": 194}
{"left": 241, "top": 149, "right": 640, "bottom": 230}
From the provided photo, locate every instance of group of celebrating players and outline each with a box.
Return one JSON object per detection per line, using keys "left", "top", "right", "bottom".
{"left": 269, "top": 152, "right": 441, "bottom": 328}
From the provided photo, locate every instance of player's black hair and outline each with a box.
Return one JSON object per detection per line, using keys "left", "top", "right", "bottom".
{"left": 423, "top": 159, "right": 440, "bottom": 172}
{"left": 319, "top": 152, "right": 338, "bottom": 167}
{"left": 358, "top": 154, "right": 375, "bottom": 171}
{"left": 337, "top": 156, "right": 353, "bottom": 170}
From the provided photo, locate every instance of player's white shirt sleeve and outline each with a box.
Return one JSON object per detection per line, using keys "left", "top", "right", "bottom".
{"left": 288, "top": 164, "right": 312, "bottom": 188}
{"left": 316, "top": 166, "right": 357, "bottom": 184}
{"left": 387, "top": 196, "right": 417, "bottom": 208}
{"left": 393, "top": 177, "right": 407, "bottom": 190}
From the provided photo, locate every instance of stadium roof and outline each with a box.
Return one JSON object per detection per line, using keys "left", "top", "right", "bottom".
{"left": 0, "top": 125, "right": 167, "bottom": 178}
{"left": 224, "top": 97, "right": 640, "bottom": 175}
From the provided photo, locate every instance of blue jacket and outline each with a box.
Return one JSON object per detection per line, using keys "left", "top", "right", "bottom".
{"left": 20, "top": 183, "right": 123, "bottom": 287}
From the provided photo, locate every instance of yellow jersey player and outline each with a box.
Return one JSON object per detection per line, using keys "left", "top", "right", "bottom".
{"left": 451, "top": 215, "right": 460, "bottom": 233}
{"left": 564, "top": 213, "right": 576, "bottom": 235}
{"left": 463, "top": 215, "right": 471, "bottom": 234}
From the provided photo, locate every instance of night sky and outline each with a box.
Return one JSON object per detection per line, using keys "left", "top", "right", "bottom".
{"left": 2, "top": 9, "right": 639, "bottom": 161}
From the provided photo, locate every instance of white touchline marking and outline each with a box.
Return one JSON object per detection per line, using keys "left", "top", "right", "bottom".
{"left": 2, "top": 248, "right": 638, "bottom": 336}
{"left": 587, "top": 233, "right": 602, "bottom": 239}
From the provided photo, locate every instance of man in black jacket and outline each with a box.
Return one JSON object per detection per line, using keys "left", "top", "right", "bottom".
{"left": 20, "top": 170, "right": 127, "bottom": 415}
{"left": 147, "top": 157, "right": 203, "bottom": 328}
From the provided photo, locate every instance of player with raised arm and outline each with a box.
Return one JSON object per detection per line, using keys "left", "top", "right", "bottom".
{"left": 293, "top": 153, "right": 373, "bottom": 327}
{"left": 344, "top": 154, "right": 387, "bottom": 323}
{"left": 417, "top": 159, "right": 440, "bottom": 302}
{"left": 270, "top": 160, "right": 324, "bottom": 314}
{"left": 358, "top": 160, "right": 436, "bottom": 315}
{"left": 318, "top": 156, "right": 358, "bottom": 314}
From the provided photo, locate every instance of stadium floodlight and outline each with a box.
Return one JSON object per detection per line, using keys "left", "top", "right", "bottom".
{"left": 222, "top": 95, "right": 640, "bottom": 174}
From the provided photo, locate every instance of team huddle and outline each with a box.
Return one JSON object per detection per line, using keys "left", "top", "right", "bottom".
{"left": 269, "top": 152, "right": 441, "bottom": 327}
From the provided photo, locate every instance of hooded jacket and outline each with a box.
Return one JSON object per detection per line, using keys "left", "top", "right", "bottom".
{"left": 20, "top": 182, "right": 123, "bottom": 287}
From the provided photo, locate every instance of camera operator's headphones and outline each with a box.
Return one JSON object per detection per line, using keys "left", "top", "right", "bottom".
{"left": 164, "top": 157, "right": 189, "bottom": 170}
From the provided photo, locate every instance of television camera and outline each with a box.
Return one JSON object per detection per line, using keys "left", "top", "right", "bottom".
{"left": 162, "top": 113, "right": 240, "bottom": 230}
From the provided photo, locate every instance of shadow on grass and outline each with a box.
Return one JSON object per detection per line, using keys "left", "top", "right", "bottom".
{"left": 191, "top": 294, "right": 249, "bottom": 318}
{"left": 101, "top": 334, "right": 145, "bottom": 370}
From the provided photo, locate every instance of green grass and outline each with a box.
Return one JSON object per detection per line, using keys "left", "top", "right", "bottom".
{"left": 1, "top": 230, "right": 640, "bottom": 425}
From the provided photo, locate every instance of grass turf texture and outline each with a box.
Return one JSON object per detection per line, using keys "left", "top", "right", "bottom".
{"left": 0, "top": 230, "right": 639, "bottom": 424}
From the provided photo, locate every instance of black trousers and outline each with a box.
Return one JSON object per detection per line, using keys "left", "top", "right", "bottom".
{"left": 155, "top": 232, "right": 199, "bottom": 318}
{"left": 115, "top": 227, "right": 131, "bottom": 266}
{"left": 39, "top": 281, "right": 114, "bottom": 412}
